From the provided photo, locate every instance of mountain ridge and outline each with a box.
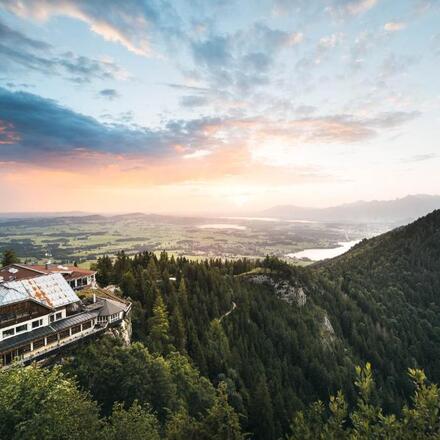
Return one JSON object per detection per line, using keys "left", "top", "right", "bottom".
{"left": 260, "top": 194, "right": 440, "bottom": 224}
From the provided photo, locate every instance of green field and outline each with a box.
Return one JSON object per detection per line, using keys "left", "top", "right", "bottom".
{"left": 0, "top": 213, "right": 382, "bottom": 265}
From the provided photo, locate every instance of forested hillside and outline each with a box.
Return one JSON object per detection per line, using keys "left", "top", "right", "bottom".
{"left": 3, "top": 210, "right": 440, "bottom": 439}
{"left": 316, "top": 209, "right": 440, "bottom": 410}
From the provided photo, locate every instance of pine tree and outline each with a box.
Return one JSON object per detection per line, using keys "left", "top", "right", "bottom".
{"left": 95, "top": 255, "right": 113, "bottom": 286}
{"left": 147, "top": 294, "right": 171, "bottom": 354}
{"left": 145, "top": 258, "right": 159, "bottom": 282}
{"left": 1, "top": 248, "right": 19, "bottom": 266}
{"left": 121, "top": 271, "right": 137, "bottom": 299}
{"left": 170, "top": 307, "right": 187, "bottom": 353}
{"left": 199, "top": 382, "right": 244, "bottom": 440}
{"left": 177, "top": 278, "right": 189, "bottom": 312}
{"left": 206, "top": 319, "right": 231, "bottom": 376}
{"left": 103, "top": 401, "right": 160, "bottom": 440}
{"left": 249, "top": 375, "right": 275, "bottom": 440}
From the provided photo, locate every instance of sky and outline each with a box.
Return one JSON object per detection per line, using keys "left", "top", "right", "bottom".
{"left": 0, "top": 0, "right": 439, "bottom": 215}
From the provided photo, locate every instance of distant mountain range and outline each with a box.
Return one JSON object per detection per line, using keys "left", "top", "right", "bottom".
{"left": 0, "top": 211, "right": 89, "bottom": 219}
{"left": 2, "top": 194, "right": 440, "bottom": 225}
{"left": 260, "top": 194, "right": 440, "bottom": 224}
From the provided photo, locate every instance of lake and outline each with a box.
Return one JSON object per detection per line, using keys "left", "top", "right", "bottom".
{"left": 198, "top": 224, "right": 247, "bottom": 230}
{"left": 286, "top": 240, "right": 361, "bottom": 261}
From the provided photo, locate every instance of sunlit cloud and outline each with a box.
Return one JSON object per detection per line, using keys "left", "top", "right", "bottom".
{"left": 0, "top": 0, "right": 180, "bottom": 56}
{"left": 384, "top": 22, "right": 407, "bottom": 32}
{"left": 0, "top": 120, "right": 20, "bottom": 144}
{"left": 328, "top": 0, "right": 379, "bottom": 18}
{"left": 0, "top": 0, "right": 438, "bottom": 212}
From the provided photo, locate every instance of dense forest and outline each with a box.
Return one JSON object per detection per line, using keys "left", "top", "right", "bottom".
{"left": 2, "top": 209, "right": 440, "bottom": 439}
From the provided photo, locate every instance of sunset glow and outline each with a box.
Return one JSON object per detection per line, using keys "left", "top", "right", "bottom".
{"left": 0, "top": 0, "right": 439, "bottom": 214}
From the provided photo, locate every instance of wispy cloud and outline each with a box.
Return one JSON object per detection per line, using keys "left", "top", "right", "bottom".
{"left": 0, "top": 0, "right": 182, "bottom": 56}
{"left": 189, "top": 22, "right": 304, "bottom": 94}
{"left": 98, "top": 88, "right": 120, "bottom": 100}
{"left": 318, "top": 32, "right": 344, "bottom": 49}
{"left": 384, "top": 22, "right": 407, "bottom": 32}
{"left": 401, "top": 153, "right": 438, "bottom": 163}
{"left": 328, "top": 0, "right": 379, "bottom": 18}
{"left": 380, "top": 53, "right": 419, "bottom": 79}
{"left": 179, "top": 95, "right": 210, "bottom": 107}
{"left": 0, "top": 20, "right": 127, "bottom": 83}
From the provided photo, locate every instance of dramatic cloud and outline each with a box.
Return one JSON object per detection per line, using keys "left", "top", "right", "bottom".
{"left": 0, "top": 0, "right": 181, "bottom": 56}
{"left": 0, "top": 120, "right": 20, "bottom": 144}
{"left": 0, "top": 87, "right": 173, "bottom": 161}
{"left": 0, "top": 87, "right": 420, "bottom": 168}
{"left": 0, "top": 20, "right": 127, "bottom": 82}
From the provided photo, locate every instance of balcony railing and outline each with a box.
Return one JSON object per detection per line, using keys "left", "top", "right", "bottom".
{"left": 1, "top": 322, "right": 108, "bottom": 369}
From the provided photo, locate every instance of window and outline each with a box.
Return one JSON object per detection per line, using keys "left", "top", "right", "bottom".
{"left": 47, "top": 334, "right": 58, "bottom": 344}
{"left": 32, "top": 338, "right": 45, "bottom": 350}
{"left": 16, "top": 324, "right": 28, "bottom": 333}
{"left": 59, "top": 329, "right": 70, "bottom": 340}
{"left": 71, "top": 325, "right": 81, "bottom": 335}
{"left": 55, "top": 312, "right": 62, "bottom": 320}
{"left": 82, "top": 321, "right": 92, "bottom": 330}
{"left": 17, "top": 344, "right": 31, "bottom": 355}
{"left": 110, "top": 313, "right": 120, "bottom": 322}
{"left": 2, "top": 328, "right": 15, "bottom": 338}
{"left": 32, "top": 319, "right": 43, "bottom": 329}
{"left": 49, "top": 314, "right": 55, "bottom": 323}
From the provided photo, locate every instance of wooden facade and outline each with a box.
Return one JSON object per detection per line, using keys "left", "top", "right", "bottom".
{"left": 0, "top": 300, "right": 52, "bottom": 330}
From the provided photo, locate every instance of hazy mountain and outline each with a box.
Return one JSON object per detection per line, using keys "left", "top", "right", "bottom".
{"left": 261, "top": 194, "right": 440, "bottom": 224}
{"left": 0, "top": 211, "right": 90, "bottom": 219}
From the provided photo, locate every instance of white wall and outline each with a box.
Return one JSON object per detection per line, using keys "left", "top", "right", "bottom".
{"left": 0, "top": 307, "right": 66, "bottom": 342}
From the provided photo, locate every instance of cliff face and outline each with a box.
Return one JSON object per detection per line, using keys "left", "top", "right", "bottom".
{"left": 106, "top": 314, "right": 132, "bottom": 345}
{"left": 247, "top": 273, "right": 307, "bottom": 307}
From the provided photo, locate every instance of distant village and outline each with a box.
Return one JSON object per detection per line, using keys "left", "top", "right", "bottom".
{"left": 0, "top": 259, "right": 131, "bottom": 368}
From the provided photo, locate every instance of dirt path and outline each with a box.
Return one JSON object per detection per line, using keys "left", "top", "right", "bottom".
{"left": 219, "top": 301, "right": 237, "bottom": 322}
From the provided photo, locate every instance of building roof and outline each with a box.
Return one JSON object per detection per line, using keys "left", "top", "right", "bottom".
{"left": 0, "top": 310, "right": 99, "bottom": 353}
{"left": 63, "top": 270, "right": 96, "bottom": 282}
{"left": 98, "top": 298, "right": 126, "bottom": 316}
{"left": 86, "top": 297, "right": 131, "bottom": 316}
{"left": 0, "top": 263, "right": 96, "bottom": 283}
{"left": 0, "top": 264, "right": 46, "bottom": 282}
{"left": 85, "top": 296, "right": 131, "bottom": 317}
{"left": 2, "top": 273, "right": 80, "bottom": 309}
{"left": 0, "top": 284, "right": 29, "bottom": 307}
